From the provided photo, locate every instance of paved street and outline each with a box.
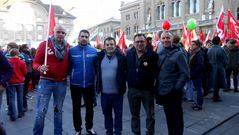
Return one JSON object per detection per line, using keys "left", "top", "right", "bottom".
{"left": 1, "top": 89, "right": 239, "bottom": 135}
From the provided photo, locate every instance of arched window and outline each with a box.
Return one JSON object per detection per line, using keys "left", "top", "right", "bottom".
{"left": 188, "top": 0, "right": 199, "bottom": 14}
{"left": 157, "top": 6, "right": 160, "bottom": 20}
{"left": 177, "top": 1, "right": 181, "bottom": 16}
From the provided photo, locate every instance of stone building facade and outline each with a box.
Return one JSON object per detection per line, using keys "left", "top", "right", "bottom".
{"left": 0, "top": 0, "right": 75, "bottom": 48}
{"left": 120, "top": 0, "right": 239, "bottom": 40}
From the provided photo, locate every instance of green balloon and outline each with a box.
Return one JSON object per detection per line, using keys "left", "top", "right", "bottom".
{"left": 187, "top": 19, "right": 197, "bottom": 30}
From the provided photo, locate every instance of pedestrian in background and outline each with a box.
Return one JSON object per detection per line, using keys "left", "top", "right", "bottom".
{"left": 126, "top": 33, "right": 158, "bottom": 135}
{"left": 224, "top": 38, "right": 239, "bottom": 92}
{"left": 97, "top": 37, "right": 127, "bottom": 135}
{"left": 7, "top": 48, "right": 27, "bottom": 121}
{"left": 0, "top": 50, "right": 13, "bottom": 135}
{"left": 207, "top": 36, "right": 228, "bottom": 102}
{"left": 33, "top": 25, "right": 70, "bottom": 135}
{"left": 69, "top": 29, "right": 97, "bottom": 135}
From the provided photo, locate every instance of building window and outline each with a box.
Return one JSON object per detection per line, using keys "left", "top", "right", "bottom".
{"left": 37, "top": 25, "right": 43, "bottom": 31}
{"left": 134, "top": 12, "right": 138, "bottom": 19}
{"left": 37, "top": 34, "right": 42, "bottom": 41}
{"left": 157, "top": 4, "right": 165, "bottom": 20}
{"left": 126, "top": 14, "right": 130, "bottom": 20}
{"left": 177, "top": 1, "right": 181, "bottom": 16}
{"left": 134, "top": 25, "right": 138, "bottom": 33}
{"left": 157, "top": 6, "right": 160, "bottom": 20}
{"left": 161, "top": 5, "right": 165, "bottom": 19}
{"left": 237, "top": 7, "right": 239, "bottom": 20}
{"left": 188, "top": 0, "right": 199, "bottom": 14}
{"left": 126, "top": 26, "right": 130, "bottom": 36}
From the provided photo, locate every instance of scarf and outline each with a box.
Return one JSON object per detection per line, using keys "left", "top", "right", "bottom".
{"left": 51, "top": 37, "right": 66, "bottom": 62}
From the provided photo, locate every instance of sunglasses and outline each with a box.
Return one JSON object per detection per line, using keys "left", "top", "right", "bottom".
{"left": 56, "top": 31, "right": 66, "bottom": 34}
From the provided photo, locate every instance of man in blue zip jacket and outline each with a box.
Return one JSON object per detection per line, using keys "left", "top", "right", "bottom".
{"left": 69, "top": 29, "right": 97, "bottom": 135}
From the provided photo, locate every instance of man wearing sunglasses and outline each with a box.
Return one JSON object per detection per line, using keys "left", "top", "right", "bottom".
{"left": 33, "top": 25, "right": 70, "bottom": 135}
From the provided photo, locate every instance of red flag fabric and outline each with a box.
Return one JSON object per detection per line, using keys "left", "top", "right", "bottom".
{"left": 182, "top": 21, "right": 190, "bottom": 51}
{"left": 95, "top": 35, "right": 100, "bottom": 46}
{"left": 205, "top": 30, "right": 211, "bottom": 42}
{"left": 117, "top": 32, "right": 126, "bottom": 54}
{"left": 216, "top": 7, "right": 225, "bottom": 42}
{"left": 199, "top": 30, "right": 205, "bottom": 42}
{"left": 228, "top": 9, "right": 239, "bottom": 45}
{"left": 48, "top": 4, "right": 55, "bottom": 36}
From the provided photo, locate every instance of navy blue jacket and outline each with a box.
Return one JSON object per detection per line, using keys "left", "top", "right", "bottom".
{"left": 69, "top": 44, "right": 97, "bottom": 88}
{"left": 126, "top": 47, "right": 158, "bottom": 91}
{"left": 0, "top": 51, "right": 13, "bottom": 87}
{"left": 96, "top": 48, "right": 127, "bottom": 95}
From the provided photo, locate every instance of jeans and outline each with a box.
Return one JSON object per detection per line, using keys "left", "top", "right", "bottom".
{"left": 70, "top": 85, "right": 94, "bottom": 132}
{"left": 184, "top": 80, "right": 194, "bottom": 101}
{"left": 33, "top": 79, "right": 67, "bottom": 135}
{"left": 192, "top": 78, "right": 203, "bottom": 106}
{"left": 7, "top": 84, "right": 24, "bottom": 119}
{"left": 226, "top": 68, "right": 238, "bottom": 90}
{"left": 101, "top": 93, "right": 123, "bottom": 135}
{"left": 127, "top": 88, "right": 155, "bottom": 135}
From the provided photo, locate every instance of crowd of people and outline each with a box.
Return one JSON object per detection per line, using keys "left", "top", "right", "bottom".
{"left": 0, "top": 24, "right": 238, "bottom": 135}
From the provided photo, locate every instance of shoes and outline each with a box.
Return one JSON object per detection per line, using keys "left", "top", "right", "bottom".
{"left": 80, "top": 104, "right": 85, "bottom": 108}
{"left": 75, "top": 131, "right": 81, "bottom": 135}
{"left": 223, "top": 88, "right": 231, "bottom": 92}
{"left": 86, "top": 128, "right": 97, "bottom": 135}
{"left": 234, "top": 90, "right": 239, "bottom": 92}
{"left": 18, "top": 113, "right": 25, "bottom": 118}
{"left": 23, "top": 107, "right": 28, "bottom": 112}
{"left": 213, "top": 98, "right": 222, "bottom": 102}
{"left": 192, "top": 103, "right": 202, "bottom": 111}
{"left": 10, "top": 117, "right": 17, "bottom": 121}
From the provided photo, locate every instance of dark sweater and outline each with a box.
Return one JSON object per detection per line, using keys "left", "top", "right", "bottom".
{"left": 0, "top": 51, "right": 13, "bottom": 87}
{"left": 126, "top": 47, "right": 158, "bottom": 91}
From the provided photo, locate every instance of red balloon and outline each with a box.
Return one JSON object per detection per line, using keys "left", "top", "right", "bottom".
{"left": 162, "top": 20, "right": 171, "bottom": 30}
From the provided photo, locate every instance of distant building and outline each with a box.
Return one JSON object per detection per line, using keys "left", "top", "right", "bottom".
{"left": 87, "top": 17, "right": 121, "bottom": 43}
{"left": 0, "top": 0, "right": 76, "bottom": 48}
{"left": 119, "top": 0, "right": 239, "bottom": 40}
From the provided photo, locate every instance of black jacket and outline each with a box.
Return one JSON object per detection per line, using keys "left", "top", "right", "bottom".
{"left": 126, "top": 47, "right": 158, "bottom": 91}
{"left": 96, "top": 49, "right": 127, "bottom": 95}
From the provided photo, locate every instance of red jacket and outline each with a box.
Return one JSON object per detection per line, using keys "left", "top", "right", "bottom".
{"left": 33, "top": 40, "right": 70, "bottom": 81}
{"left": 9, "top": 57, "right": 27, "bottom": 84}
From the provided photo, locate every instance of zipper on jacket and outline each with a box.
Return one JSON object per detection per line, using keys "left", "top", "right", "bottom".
{"left": 83, "top": 47, "right": 86, "bottom": 88}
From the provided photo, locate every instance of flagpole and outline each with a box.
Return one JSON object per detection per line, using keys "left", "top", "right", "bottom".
{"left": 44, "top": 3, "right": 52, "bottom": 74}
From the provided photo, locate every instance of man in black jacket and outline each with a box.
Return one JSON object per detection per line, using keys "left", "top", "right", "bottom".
{"left": 97, "top": 37, "right": 127, "bottom": 135}
{"left": 127, "top": 33, "right": 158, "bottom": 135}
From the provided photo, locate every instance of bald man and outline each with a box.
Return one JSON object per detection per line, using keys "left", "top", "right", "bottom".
{"left": 33, "top": 25, "right": 70, "bottom": 135}
{"left": 156, "top": 31, "right": 189, "bottom": 135}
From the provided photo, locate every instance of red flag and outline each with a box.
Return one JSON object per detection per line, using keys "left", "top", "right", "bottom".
{"left": 228, "top": 9, "right": 239, "bottom": 45}
{"left": 48, "top": 4, "right": 55, "bottom": 36}
{"left": 117, "top": 32, "right": 126, "bottom": 54}
{"left": 199, "top": 30, "right": 205, "bottom": 42}
{"left": 182, "top": 21, "right": 190, "bottom": 51}
{"left": 216, "top": 6, "right": 225, "bottom": 42}
{"left": 205, "top": 30, "right": 211, "bottom": 42}
{"left": 95, "top": 35, "right": 100, "bottom": 46}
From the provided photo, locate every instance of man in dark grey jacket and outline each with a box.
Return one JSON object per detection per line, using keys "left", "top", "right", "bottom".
{"left": 156, "top": 31, "right": 189, "bottom": 135}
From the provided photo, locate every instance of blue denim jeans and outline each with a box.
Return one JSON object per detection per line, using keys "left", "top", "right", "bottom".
{"left": 192, "top": 78, "right": 203, "bottom": 107}
{"left": 7, "top": 84, "right": 24, "bottom": 119}
{"left": 33, "top": 79, "right": 67, "bottom": 135}
{"left": 101, "top": 93, "right": 123, "bottom": 135}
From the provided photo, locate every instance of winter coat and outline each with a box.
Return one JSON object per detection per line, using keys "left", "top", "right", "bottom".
{"left": 207, "top": 45, "right": 228, "bottom": 89}
{"left": 225, "top": 44, "right": 239, "bottom": 70}
{"left": 0, "top": 51, "right": 13, "bottom": 87}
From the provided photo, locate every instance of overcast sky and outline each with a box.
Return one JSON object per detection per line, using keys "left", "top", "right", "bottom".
{"left": 41, "top": 0, "right": 135, "bottom": 30}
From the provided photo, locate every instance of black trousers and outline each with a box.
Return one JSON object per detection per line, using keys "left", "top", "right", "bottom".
{"left": 159, "top": 90, "right": 184, "bottom": 135}
{"left": 70, "top": 84, "right": 95, "bottom": 132}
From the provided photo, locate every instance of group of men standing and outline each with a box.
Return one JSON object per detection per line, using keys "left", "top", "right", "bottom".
{"left": 29, "top": 25, "right": 189, "bottom": 135}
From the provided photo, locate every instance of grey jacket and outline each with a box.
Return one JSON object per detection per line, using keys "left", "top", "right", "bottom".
{"left": 157, "top": 45, "right": 189, "bottom": 95}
